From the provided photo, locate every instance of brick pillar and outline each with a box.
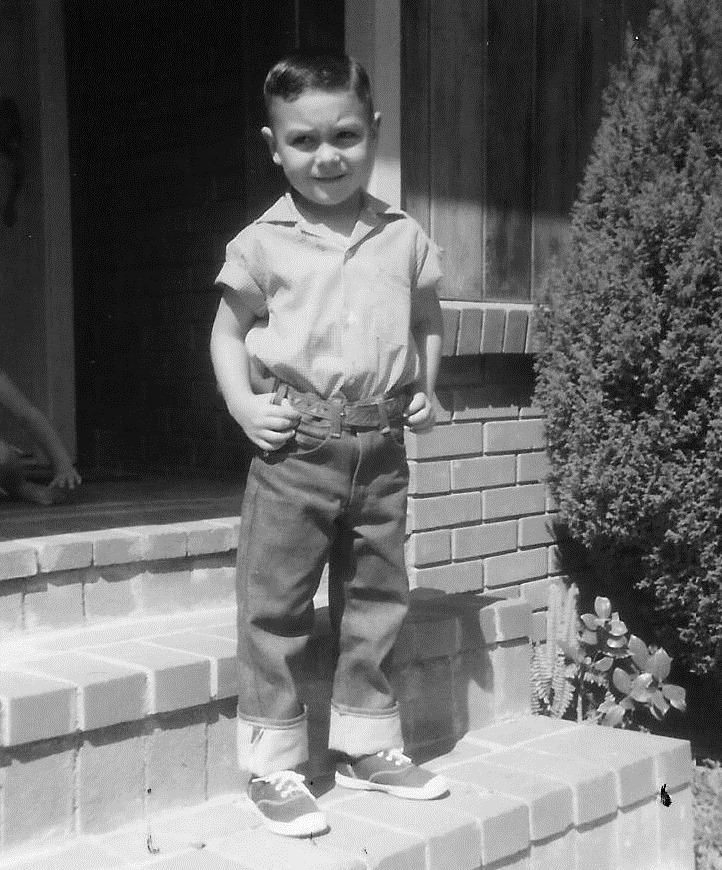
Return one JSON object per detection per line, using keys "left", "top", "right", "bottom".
{"left": 404, "top": 304, "right": 558, "bottom": 645}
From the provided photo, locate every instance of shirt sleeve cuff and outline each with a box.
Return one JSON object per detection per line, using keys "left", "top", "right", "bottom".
{"left": 215, "top": 260, "right": 267, "bottom": 316}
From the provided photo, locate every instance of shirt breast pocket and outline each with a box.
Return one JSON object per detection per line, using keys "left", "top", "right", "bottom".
{"left": 370, "top": 268, "right": 412, "bottom": 347}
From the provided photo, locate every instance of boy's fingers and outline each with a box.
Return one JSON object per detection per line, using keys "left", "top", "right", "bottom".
{"left": 262, "top": 427, "right": 294, "bottom": 445}
{"left": 405, "top": 394, "right": 426, "bottom": 415}
{"left": 272, "top": 408, "right": 302, "bottom": 423}
{"left": 264, "top": 415, "right": 298, "bottom": 431}
{"left": 266, "top": 403, "right": 301, "bottom": 421}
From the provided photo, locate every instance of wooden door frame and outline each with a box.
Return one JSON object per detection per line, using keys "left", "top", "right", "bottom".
{"left": 29, "top": 0, "right": 76, "bottom": 457}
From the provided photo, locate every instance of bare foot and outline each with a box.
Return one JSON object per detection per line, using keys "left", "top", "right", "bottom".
{"left": 15, "top": 480, "right": 68, "bottom": 505}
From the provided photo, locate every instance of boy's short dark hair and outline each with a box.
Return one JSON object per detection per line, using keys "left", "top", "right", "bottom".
{"left": 264, "top": 51, "right": 374, "bottom": 123}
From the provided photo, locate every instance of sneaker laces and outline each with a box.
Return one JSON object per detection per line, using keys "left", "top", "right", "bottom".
{"left": 377, "top": 748, "right": 412, "bottom": 766}
{"left": 251, "top": 770, "right": 312, "bottom": 799}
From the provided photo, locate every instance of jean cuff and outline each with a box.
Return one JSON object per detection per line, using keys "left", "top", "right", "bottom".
{"left": 327, "top": 702, "right": 403, "bottom": 757}
{"left": 236, "top": 707, "right": 308, "bottom": 777}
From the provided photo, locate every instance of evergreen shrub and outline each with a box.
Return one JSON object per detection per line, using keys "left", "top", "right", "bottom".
{"left": 534, "top": 0, "right": 722, "bottom": 674}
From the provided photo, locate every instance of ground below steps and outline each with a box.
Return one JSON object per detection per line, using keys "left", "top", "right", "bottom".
{"left": 0, "top": 716, "right": 694, "bottom": 870}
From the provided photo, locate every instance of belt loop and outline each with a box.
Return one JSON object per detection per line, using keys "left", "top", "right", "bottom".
{"left": 375, "top": 398, "right": 391, "bottom": 434}
{"left": 272, "top": 380, "right": 288, "bottom": 406}
{"left": 330, "top": 401, "right": 343, "bottom": 438}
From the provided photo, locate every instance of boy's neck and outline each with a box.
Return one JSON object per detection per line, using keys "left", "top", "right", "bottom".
{"left": 291, "top": 189, "right": 363, "bottom": 240}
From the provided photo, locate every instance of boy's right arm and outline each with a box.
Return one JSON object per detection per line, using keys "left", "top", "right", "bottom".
{"left": 210, "top": 293, "right": 300, "bottom": 452}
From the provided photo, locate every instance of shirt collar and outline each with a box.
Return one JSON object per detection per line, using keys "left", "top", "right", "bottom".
{"left": 254, "top": 191, "right": 406, "bottom": 227}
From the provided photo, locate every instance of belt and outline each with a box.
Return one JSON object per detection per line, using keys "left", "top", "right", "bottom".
{"left": 271, "top": 380, "right": 408, "bottom": 437}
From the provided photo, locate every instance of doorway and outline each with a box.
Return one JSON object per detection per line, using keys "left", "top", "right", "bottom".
{"left": 65, "top": 0, "right": 343, "bottom": 475}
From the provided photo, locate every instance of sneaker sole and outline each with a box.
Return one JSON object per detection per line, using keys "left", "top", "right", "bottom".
{"left": 335, "top": 771, "right": 448, "bottom": 800}
{"left": 257, "top": 810, "right": 329, "bottom": 838}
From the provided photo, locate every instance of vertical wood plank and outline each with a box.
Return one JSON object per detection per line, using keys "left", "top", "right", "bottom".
{"left": 35, "top": 0, "right": 76, "bottom": 455}
{"left": 578, "top": 0, "right": 627, "bottom": 184}
{"left": 428, "top": 0, "right": 486, "bottom": 301}
{"left": 400, "top": 0, "right": 431, "bottom": 233}
{"left": 484, "top": 0, "right": 534, "bottom": 301}
{"left": 532, "top": 0, "right": 582, "bottom": 295}
{"left": 623, "top": 0, "right": 657, "bottom": 44}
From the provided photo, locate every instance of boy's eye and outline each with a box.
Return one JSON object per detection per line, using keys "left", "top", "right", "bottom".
{"left": 291, "top": 135, "right": 315, "bottom": 148}
{"left": 336, "top": 130, "right": 360, "bottom": 143}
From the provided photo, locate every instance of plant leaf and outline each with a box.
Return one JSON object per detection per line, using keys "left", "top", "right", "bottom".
{"left": 661, "top": 683, "right": 686, "bottom": 710}
{"left": 633, "top": 673, "right": 654, "bottom": 689}
{"left": 594, "top": 656, "right": 614, "bottom": 672}
{"left": 580, "top": 613, "right": 598, "bottom": 630}
{"left": 602, "top": 705, "right": 625, "bottom": 726}
{"left": 606, "top": 637, "right": 627, "bottom": 648}
{"left": 627, "top": 635, "right": 649, "bottom": 670}
{"left": 630, "top": 685, "right": 652, "bottom": 702}
{"left": 649, "top": 648, "right": 672, "bottom": 682}
{"left": 609, "top": 620, "right": 628, "bottom": 636}
{"left": 650, "top": 689, "right": 670, "bottom": 714}
{"left": 560, "top": 641, "right": 584, "bottom": 664}
{"left": 582, "top": 629, "right": 598, "bottom": 645}
{"left": 595, "top": 597, "right": 611, "bottom": 620}
{"left": 612, "top": 667, "right": 632, "bottom": 694}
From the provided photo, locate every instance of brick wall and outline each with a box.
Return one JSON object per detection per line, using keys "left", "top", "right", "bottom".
{"left": 405, "top": 350, "right": 557, "bottom": 642}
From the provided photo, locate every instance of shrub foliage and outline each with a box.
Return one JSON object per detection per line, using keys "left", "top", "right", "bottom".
{"left": 534, "top": 0, "right": 722, "bottom": 674}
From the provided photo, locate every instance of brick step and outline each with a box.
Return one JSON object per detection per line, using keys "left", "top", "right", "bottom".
{"left": 0, "top": 591, "right": 533, "bottom": 853}
{"left": 0, "top": 716, "right": 694, "bottom": 870}
{"left": 0, "top": 520, "right": 242, "bottom": 640}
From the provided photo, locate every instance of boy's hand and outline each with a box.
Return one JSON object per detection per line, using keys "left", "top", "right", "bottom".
{"left": 403, "top": 391, "right": 436, "bottom": 433}
{"left": 229, "top": 393, "right": 301, "bottom": 452}
{"left": 51, "top": 464, "right": 81, "bottom": 490}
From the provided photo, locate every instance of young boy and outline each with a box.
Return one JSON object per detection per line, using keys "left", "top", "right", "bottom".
{"left": 210, "top": 51, "right": 446, "bottom": 838}
{"left": 0, "top": 368, "right": 81, "bottom": 505}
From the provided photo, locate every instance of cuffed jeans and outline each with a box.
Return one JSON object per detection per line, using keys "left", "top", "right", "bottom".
{"left": 235, "top": 413, "right": 409, "bottom": 777}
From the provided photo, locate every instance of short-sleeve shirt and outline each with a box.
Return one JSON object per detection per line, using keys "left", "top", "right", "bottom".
{"left": 215, "top": 191, "right": 443, "bottom": 402}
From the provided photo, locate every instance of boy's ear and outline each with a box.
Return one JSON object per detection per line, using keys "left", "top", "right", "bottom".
{"left": 371, "top": 112, "right": 382, "bottom": 140}
{"left": 261, "top": 126, "right": 281, "bottom": 165}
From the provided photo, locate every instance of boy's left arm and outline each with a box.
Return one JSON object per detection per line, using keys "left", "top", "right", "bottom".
{"left": 406, "top": 290, "right": 443, "bottom": 433}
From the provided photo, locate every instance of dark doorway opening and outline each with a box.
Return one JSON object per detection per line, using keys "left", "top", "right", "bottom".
{"left": 64, "top": 0, "right": 343, "bottom": 479}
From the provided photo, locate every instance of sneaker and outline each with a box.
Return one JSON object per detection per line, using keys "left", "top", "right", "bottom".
{"left": 248, "top": 771, "right": 328, "bottom": 837}
{"left": 335, "top": 748, "right": 449, "bottom": 800}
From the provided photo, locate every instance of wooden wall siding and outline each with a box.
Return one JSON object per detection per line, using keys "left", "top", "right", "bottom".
{"left": 66, "top": 0, "right": 343, "bottom": 471}
{"left": 429, "top": 0, "right": 486, "bottom": 303}
{"left": 401, "top": 0, "right": 656, "bottom": 303}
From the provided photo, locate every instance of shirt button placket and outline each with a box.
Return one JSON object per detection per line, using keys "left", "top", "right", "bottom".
{"left": 342, "top": 249, "right": 351, "bottom": 385}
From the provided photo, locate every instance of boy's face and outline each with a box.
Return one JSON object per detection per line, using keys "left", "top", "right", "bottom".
{"left": 262, "top": 89, "right": 380, "bottom": 210}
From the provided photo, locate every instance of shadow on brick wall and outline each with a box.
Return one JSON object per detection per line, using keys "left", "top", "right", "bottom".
{"left": 292, "top": 590, "right": 511, "bottom": 786}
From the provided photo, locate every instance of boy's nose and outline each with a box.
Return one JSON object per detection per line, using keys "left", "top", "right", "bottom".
{"left": 315, "top": 144, "right": 342, "bottom": 167}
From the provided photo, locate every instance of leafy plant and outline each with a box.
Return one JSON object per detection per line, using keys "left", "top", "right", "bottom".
{"left": 531, "top": 581, "right": 687, "bottom": 728}
{"left": 531, "top": 580, "right": 579, "bottom": 719}
{"left": 533, "top": 0, "right": 722, "bottom": 675}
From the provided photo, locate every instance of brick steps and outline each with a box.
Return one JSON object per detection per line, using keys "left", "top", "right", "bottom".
{"left": 0, "top": 550, "right": 534, "bottom": 853}
{"left": 0, "top": 716, "right": 694, "bottom": 870}
{"left": 0, "top": 520, "right": 695, "bottom": 867}
{"left": 0, "top": 520, "right": 242, "bottom": 640}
